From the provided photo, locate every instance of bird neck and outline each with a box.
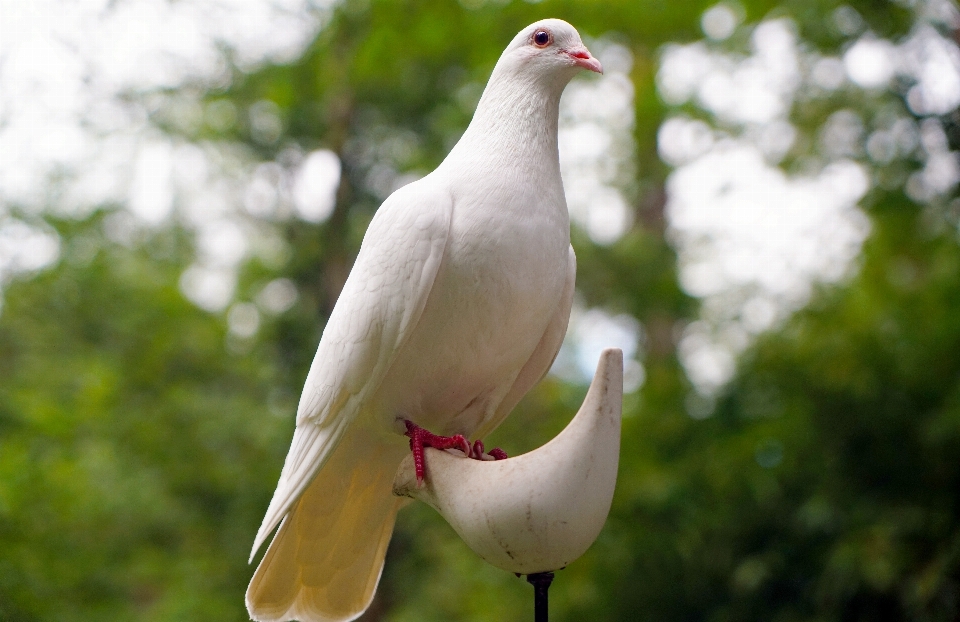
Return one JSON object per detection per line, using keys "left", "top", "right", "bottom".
{"left": 445, "top": 68, "right": 567, "bottom": 174}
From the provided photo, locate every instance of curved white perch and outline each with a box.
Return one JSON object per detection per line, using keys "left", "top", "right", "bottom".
{"left": 393, "top": 347, "right": 623, "bottom": 575}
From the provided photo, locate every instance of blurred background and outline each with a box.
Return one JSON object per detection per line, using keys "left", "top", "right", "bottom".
{"left": 1, "top": 0, "right": 959, "bottom": 619}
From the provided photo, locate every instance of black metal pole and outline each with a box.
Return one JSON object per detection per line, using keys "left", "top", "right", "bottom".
{"left": 526, "top": 572, "right": 554, "bottom": 622}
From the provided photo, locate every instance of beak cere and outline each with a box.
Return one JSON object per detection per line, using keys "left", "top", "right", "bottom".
{"left": 567, "top": 47, "right": 603, "bottom": 74}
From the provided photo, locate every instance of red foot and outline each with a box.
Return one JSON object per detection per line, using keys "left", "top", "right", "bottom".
{"left": 403, "top": 421, "right": 509, "bottom": 485}
{"left": 488, "top": 447, "right": 508, "bottom": 460}
{"left": 471, "top": 440, "right": 508, "bottom": 462}
{"left": 404, "top": 421, "right": 470, "bottom": 486}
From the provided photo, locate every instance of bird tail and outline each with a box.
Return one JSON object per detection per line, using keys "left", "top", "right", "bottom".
{"left": 246, "top": 429, "right": 404, "bottom": 622}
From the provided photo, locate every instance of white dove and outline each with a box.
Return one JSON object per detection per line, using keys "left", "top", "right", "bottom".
{"left": 247, "top": 18, "right": 602, "bottom": 622}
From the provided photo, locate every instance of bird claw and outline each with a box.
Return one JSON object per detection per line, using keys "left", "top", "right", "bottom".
{"left": 404, "top": 420, "right": 509, "bottom": 486}
{"left": 472, "top": 440, "right": 509, "bottom": 462}
{"left": 488, "top": 447, "right": 508, "bottom": 460}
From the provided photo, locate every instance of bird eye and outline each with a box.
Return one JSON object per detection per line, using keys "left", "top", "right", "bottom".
{"left": 533, "top": 30, "right": 551, "bottom": 47}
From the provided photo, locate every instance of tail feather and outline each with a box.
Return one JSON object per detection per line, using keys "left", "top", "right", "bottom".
{"left": 251, "top": 416, "right": 351, "bottom": 561}
{"left": 247, "top": 428, "right": 404, "bottom": 622}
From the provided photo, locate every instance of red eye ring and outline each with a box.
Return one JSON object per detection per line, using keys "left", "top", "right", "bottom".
{"left": 533, "top": 30, "right": 551, "bottom": 47}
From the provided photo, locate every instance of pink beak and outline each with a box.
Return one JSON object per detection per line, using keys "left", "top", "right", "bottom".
{"left": 567, "top": 47, "right": 603, "bottom": 74}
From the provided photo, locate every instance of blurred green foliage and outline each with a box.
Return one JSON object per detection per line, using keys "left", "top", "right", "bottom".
{"left": 0, "top": 215, "right": 291, "bottom": 620}
{"left": 1, "top": 0, "right": 958, "bottom": 621}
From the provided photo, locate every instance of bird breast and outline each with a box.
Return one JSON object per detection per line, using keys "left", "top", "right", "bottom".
{"left": 372, "top": 178, "right": 570, "bottom": 439}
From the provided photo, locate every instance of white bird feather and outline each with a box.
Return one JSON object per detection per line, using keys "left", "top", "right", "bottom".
{"left": 247, "top": 18, "right": 601, "bottom": 622}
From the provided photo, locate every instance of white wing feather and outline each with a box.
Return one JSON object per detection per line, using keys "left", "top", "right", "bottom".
{"left": 250, "top": 181, "right": 452, "bottom": 560}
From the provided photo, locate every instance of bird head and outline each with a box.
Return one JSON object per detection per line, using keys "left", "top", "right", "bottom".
{"left": 445, "top": 19, "right": 603, "bottom": 159}
{"left": 499, "top": 19, "right": 603, "bottom": 81}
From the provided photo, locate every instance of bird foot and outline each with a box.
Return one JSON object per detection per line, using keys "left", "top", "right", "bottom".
{"left": 471, "top": 439, "right": 509, "bottom": 461}
{"left": 404, "top": 420, "right": 508, "bottom": 486}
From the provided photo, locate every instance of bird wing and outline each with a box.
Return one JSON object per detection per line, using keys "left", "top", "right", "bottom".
{"left": 251, "top": 181, "right": 452, "bottom": 560}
